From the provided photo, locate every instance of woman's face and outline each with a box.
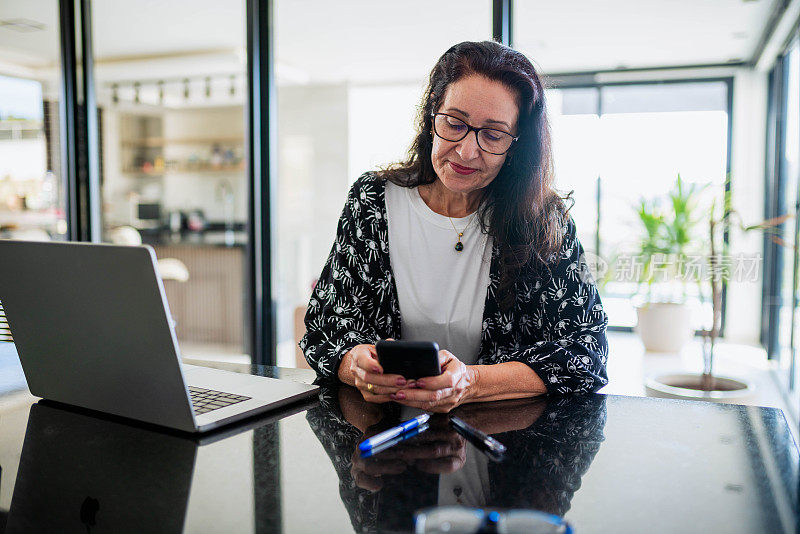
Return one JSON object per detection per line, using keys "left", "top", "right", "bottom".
{"left": 431, "top": 75, "right": 520, "bottom": 196}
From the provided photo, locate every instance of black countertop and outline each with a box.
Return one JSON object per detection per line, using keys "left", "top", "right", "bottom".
{"left": 0, "top": 344, "right": 797, "bottom": 533}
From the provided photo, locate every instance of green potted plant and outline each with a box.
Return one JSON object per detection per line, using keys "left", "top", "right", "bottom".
{"left": 645, "top": 183, "right": 791, "bottom": 399}
{"left": 634, "top": 175, "right": 704, "bottom": 352}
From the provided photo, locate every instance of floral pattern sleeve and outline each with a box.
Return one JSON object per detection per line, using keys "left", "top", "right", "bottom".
{"left": 299, "top": 174, "right": 400, "bottom": 378}
{"left": 486, "top": 216, "right": 609, "bottom": 394}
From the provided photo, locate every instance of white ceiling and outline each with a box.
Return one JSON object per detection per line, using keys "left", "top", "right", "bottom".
{"left": 515, "top": 0, "right": 780, "bottom": 73}
{"left": 0, "top": 0, "right": 783, "bottom": 86}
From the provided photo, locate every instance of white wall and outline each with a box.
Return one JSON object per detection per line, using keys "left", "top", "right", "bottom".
{"left": 276, "top": 84, "right": 350, "bottom": 366}
{"left": 726, "top": 68, "right": 769, "bottom": 345}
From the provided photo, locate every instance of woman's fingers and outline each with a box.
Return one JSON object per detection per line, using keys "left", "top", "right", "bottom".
{"left": 352, "top": 470, "right": 384, "bottom": 492}
{"left": 415, "top": 455, "right": 466, "bottom": 474}
{"left": 360, "top": 390, "right": 394, "bottom": 403}
{"left": 353, "top": 368, "right": 408, "bottom": 389}
{"left": 354, "top": 377, "right": 402, "bottom": 396}
{"left": 392, "top": 387, "right": 455, "bottom": 403}
{"left": 394, "top": 436, "right": 463, "bottom": 461}
{"left": 414, "top": 351, "right": 462, "bottom": 390}
{"left": 350, "top": 343, "right": 409, "bottom": 398}
{"left": 351, "top": 345, "right": 382, "bottom": 373}
{"left": 353, "top": 456, "right": 408, "bottom": 477}
{"left": 394, "top": 399, "right": 458, "bottom": 413}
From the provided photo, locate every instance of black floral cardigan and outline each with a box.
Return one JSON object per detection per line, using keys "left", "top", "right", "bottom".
{"left": 300, "top": 172, "right": 609, "bottom": 394}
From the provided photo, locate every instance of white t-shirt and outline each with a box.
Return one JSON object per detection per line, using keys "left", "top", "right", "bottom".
{"left": 384, "top": 180, "right": 493, "bottom": 365}
{"left": 438, "top": 446, "right": 491, "bottom": 507}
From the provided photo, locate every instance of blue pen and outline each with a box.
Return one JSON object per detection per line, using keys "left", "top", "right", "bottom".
{"left": 358, "top": 414, "right": 431, "bottom": 452}
{"left": 360, "top": 423, "right": 429, "bottom": 458}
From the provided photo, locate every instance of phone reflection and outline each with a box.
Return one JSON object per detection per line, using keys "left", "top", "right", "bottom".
{"left": 307, "top": 386, "right": 607, "bottom": 533}
{"left": 6, "top": 402, "right": 198, "bottom": 533}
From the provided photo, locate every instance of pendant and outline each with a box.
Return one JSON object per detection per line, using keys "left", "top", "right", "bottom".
{"left": 454, "top": 231, "right": 464, "bottom": 252}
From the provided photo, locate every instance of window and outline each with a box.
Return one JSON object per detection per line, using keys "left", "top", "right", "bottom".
{"left": 0, "top": 10, "right": 68, "bottom": 241}
{"left": 0, "top": 1, "right": 68, "bottom": 346}
{"left": 91, "top": 2, "right": 250, "bottom": 361}
{"left": 548, "top": 81, "right": 730, "bottom": 330}
{"left": 765, "top": 36, "right": 800, "bottom": 418}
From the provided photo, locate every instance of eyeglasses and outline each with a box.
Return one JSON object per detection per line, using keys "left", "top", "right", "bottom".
{"left": 431, "top": 112, "right": 518, "bottom": 155}
{"left": 415, "top": 506, "right": 573, "bottom": 534}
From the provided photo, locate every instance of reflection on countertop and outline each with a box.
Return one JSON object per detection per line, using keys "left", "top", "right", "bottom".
{"left": 0, "top": 355, "right": 797, "bottom": 533}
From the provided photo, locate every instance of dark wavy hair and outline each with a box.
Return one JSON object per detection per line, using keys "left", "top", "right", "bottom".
{"left": 380, "top": 40, "right": 571, "bottom": 310}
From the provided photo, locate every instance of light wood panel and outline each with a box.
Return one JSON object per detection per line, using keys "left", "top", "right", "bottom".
{"left": 154, "top": 245, "right": 244, "bottom": 347}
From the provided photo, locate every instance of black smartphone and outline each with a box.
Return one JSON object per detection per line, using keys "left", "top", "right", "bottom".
{"left": 376, "top": 340, "right": 441, "bottom": 380}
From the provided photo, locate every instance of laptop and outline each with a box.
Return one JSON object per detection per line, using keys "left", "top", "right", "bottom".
{"left": 0, "top": 240, "right": 319, "bottom": 433}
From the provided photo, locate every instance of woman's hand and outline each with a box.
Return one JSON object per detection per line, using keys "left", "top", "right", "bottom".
{"left": 338, "top": 343, "right": 408, "bottom": 403}
{"left": 453, "top": 397, "right": 547, "bottom": 434}
{"left": 337, "top": 385, "right": 387, "bottom": 433}
{"left": 390, "top": 350, "right": 477, "bottom": 413}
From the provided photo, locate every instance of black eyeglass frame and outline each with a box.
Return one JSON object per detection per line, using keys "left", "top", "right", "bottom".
{"left": 431, "top": 112, "right": 519, "bottom": 155}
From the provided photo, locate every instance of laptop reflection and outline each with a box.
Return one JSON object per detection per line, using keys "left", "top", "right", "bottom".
{"left": 7, "top": 402, "right": 198, "bottom": 533}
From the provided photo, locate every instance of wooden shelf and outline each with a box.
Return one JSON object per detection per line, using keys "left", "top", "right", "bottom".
{"left": 121, "top": 136, "right": 244, "bottom": 148}
{"left": 122, "top": 164, "right": 244, "bottom": 176}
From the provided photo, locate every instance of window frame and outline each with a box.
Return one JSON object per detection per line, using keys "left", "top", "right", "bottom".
{"left": 763, "top": 34, "right": 800, "bottom": 405}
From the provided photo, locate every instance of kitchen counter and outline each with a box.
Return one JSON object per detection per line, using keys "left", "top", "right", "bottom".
{"left": 150, "top": 244, "right": 245, "bottom": 346}
{"left": 139, "top": 229, "right": 247, "bottom": 248}
{"left": 0, "top": 343, "right": 796, "bottom": 533}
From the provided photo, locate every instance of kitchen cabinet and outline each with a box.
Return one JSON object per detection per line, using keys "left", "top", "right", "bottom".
{"left": 153, "top": 245, "right": 244, "bottom": 348}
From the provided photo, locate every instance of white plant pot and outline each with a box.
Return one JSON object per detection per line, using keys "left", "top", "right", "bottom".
{"left": 635, "top": 302, "right": 693, "bottom": 353}
{"left": 646, "top": 373, "right": 756, "bottom": 403}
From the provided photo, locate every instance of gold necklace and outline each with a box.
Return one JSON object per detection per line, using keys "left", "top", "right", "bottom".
{"left": 448, "top": 214, "right": 474, "bottom": 252}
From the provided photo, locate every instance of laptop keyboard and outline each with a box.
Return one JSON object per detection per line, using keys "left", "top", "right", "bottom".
{"left": 188, "top": 386, "right": 252, "bottom": 415}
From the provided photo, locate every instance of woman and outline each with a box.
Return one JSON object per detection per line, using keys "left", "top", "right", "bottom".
{"left": 300, "top": 41, "right": 608, "bottom": 412}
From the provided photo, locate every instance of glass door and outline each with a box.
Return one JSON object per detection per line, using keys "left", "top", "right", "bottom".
{"left": 91, "top": 1, "right": 250, "bottom": 362}
{"left": 0, "top": 0, "right": 69, "bottom": 346}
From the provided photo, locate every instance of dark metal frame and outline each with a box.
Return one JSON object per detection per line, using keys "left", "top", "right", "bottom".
{"left": 493, "top": 0, "right": 513, "bottom": 46}
{"left": 59, "top": 0, "right": 101, "bottom": 242}
{"left": 762, "top": 35, "right": 800, "bottom": 401}
{"left": 762, "top": 66, "right": 781, "bottom": 352}
{"left": 764, "top": 53, "right": 788, "bottom": 362}
{"left": 246, "top": 0, "right": 277, "bottom": 366}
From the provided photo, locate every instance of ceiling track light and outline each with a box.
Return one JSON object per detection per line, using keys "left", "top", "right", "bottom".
{"left": 106, "top": 74, "right": 241, "bottom": 106}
